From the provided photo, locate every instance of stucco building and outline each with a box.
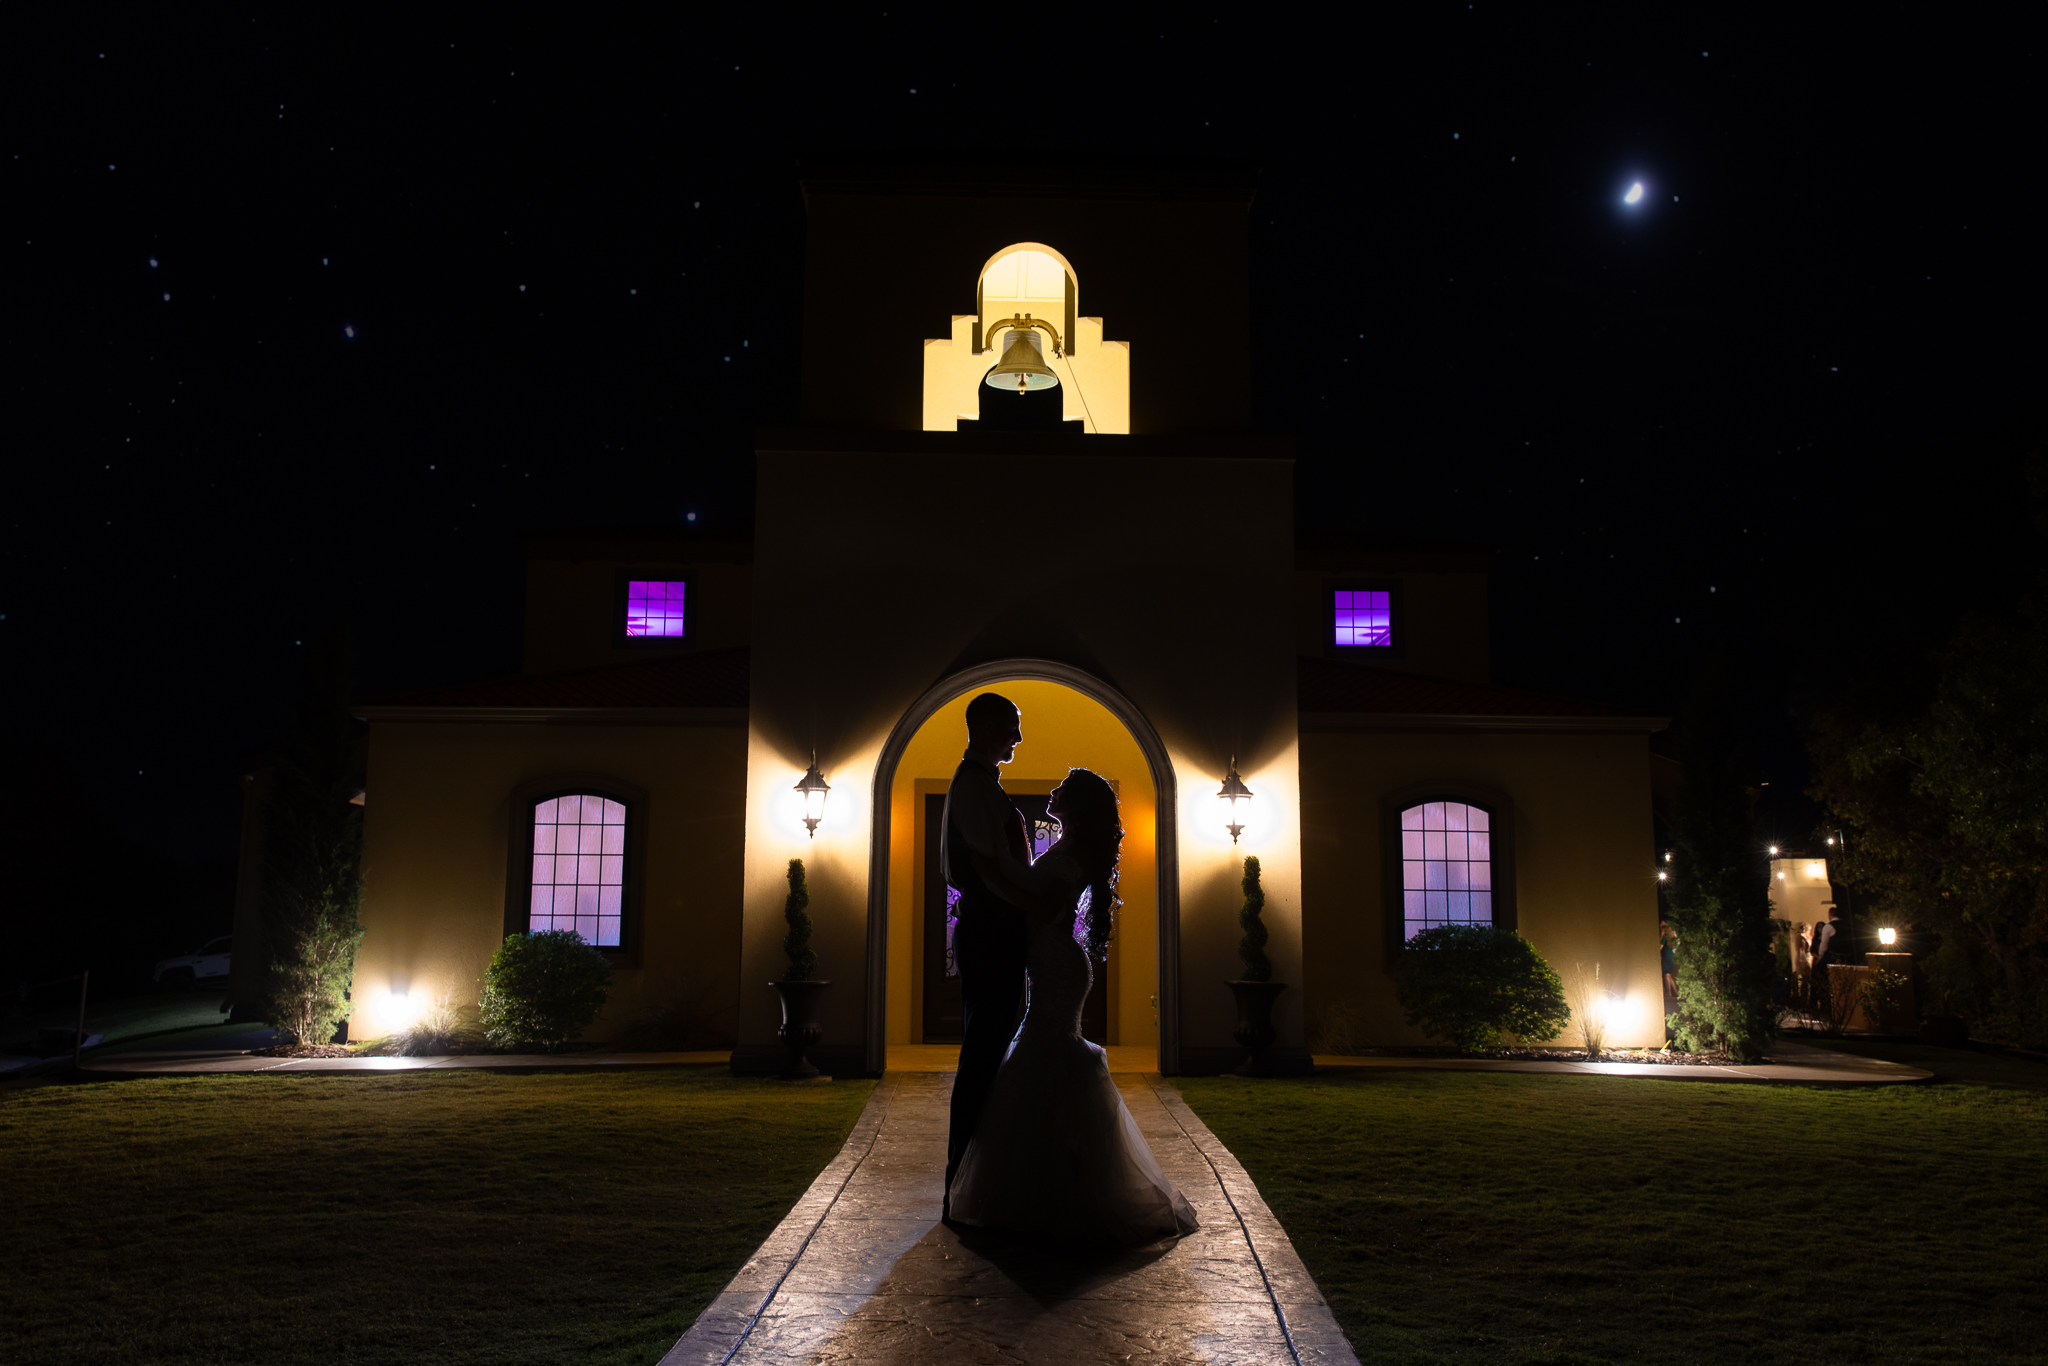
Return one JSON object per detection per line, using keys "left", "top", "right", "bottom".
{"left": 327, "top": 161, "right": 1668, "bottom": 1072}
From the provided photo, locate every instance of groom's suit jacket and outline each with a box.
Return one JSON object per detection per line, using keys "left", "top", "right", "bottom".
{"left": 941, "top": 753, "right": 1031, "bottom": 918}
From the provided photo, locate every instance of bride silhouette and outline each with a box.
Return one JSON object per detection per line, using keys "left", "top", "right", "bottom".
{"left": 946, "top": 768, "right": 1200, "bottom": 1244}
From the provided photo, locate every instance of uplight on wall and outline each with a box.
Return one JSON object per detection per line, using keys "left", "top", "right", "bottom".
{"left": 1217, "top": 758, "right": 1253, "bottom": 844}
{"left": 794, "top": 753, "right": 831, "bottom": 838}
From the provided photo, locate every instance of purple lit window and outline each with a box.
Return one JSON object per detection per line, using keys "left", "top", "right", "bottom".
{"left": 625, "top": 580, "right": 686, "bottom": 638}
{"left": 1334, "top": 590, "right": 1392, "bottom": 647}
{"left": 529, "top": 794, "right": 626, "bottom": 947}
{"left": 1401, "top": 801, "right": 1492, "bottom": 942}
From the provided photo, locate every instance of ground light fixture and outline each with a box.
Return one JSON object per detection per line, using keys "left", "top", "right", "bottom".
{"left": 795, "top": 752, "right": 830, "bottom": 838}
{"left": 1218, "top": 758, "right": 1253, "bottom": 844}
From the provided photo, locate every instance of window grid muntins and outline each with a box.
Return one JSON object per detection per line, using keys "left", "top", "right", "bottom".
{"left": 1402, "top": 800, "right": 1492, "bottom": 941}
{"left": 1334, "top": 589, "right": 1391, "bottom": 647}
{"left": 624, "top": 580, "right": 686, "bottom": 638}
{"left": 530, "top": 794, "right": 625, "bottom": 947}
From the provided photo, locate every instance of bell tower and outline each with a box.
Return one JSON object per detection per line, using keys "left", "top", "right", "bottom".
{"left": 920, "top": 242, "right": 1131, "bottom": 433}
{"left": 795, "top": 160, "right": 1257, "bottom": 435}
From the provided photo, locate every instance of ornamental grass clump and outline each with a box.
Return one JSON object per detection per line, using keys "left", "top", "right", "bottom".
{"left": 478, "top": 930, "right": 612, "bottom": 1051}
{"left": 1569, "top": 961, "right": 1609, "bottom": 1057}
{"left": 1393, "top": 924, "right": 1570, "bottom": 1052}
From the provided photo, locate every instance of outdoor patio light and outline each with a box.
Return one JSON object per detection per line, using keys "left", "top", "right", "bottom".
{"left": 1769, "top": 845, "right": 1780, "bottom": 855}
{"left": 1218, "top": 758, "right": 1253, "bottom": 844}
{"left": 795, "top": 753, "right": 830, "bottom": 838}
{"left": 1878, "top": 927, "right": 1898, "bottom": 946}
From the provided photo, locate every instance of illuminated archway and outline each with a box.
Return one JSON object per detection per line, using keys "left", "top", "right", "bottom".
{"left": 864, "top": 660, "right": 1180, "bottom": 1073}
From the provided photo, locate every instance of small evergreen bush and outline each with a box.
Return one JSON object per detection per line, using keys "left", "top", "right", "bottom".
{"left": 1236, "top": 855, "right": 1271, "bottom": 981}
{"left": 478, "top": 930, "right": 612, "bottom": 1050}
{"left": 1859, "top": 968, "right": 1915, "bottom": 1034}
{"left": 782, "top": 858, "right": 816, "bottom": 981}
{"left": 1393, "top": 924, "right": 1570, "bottom": 1052}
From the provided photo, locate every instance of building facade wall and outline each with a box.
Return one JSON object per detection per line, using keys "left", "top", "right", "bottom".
{"left": 736, "top": 441, "right": 1302, "bottom": 1075}
{"left": 1300, "top": 726, "right": 1663, "bottom": 1048}
{"left": 351, "top": 717, "right": 748, "bottom": 1044}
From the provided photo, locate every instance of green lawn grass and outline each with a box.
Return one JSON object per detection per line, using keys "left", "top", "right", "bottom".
{"left": 1, "top": 1068, "right": 872, "bottom": 1365}
{"left": 1175, "top": 1045, "right": 2048, "bottom": 1365}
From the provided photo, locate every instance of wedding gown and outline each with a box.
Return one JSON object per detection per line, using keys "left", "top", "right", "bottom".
{"left": 947, "top": 850, "right": 1200, "bottom": 1244}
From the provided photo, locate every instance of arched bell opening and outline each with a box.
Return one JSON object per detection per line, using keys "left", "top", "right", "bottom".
{"left": 865, "top": 661, "right": 1181, "bottom": 1075}
{"left": 964, "top": 370, "right": 1081, "bottom": 432}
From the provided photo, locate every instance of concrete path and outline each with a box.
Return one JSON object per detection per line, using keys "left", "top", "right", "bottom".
{"left": 662, "top": 1070, "right": 1356, "bottom": 1366}
{"left": 78, "top": 1039, "right": 1926, "bottom": 1087}
{"left": 82, "top": 1047, "right": 732, "bottom": 1077}
{"left": 1312, "top": 1039, "right": 1931, "bottom": 1086}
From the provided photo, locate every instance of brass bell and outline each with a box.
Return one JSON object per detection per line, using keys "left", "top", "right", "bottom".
{"left": 984, "top": 321, "right": 1060, "bottom": 394}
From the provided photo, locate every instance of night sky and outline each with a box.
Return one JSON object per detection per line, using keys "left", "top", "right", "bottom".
{"left": 5, "top": 7, "right": 2040, "bottom": 866}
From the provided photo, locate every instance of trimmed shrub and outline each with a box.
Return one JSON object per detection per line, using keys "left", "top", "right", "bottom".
{"left": 1236, "top": 855, "right": 1271, "bottom": 981}
{"left": 478, "top": 931, "right": 612, "bottom": 1050}
{"left": 782, "top": 858, "right": 816, "bottom": 981}
{"left": 1393, "top": 924, "right": 1570, "bottom": 1052}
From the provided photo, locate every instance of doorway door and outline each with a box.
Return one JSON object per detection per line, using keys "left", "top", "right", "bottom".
{"left": 920, "top": 790, "right": 1109, "bottom": 1044}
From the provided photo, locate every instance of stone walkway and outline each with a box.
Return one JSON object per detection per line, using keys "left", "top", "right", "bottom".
{"left": 662, "top": 1070, "right": 1356, "bottom": 1366}
{"left": 1312, "top": 1039, "right": 1932, "bottom": 1086}
{"left": 80, "top": 1047, "right": 731, "bottom": 1076}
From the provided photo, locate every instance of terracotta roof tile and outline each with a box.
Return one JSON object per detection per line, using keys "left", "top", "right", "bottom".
{"left": 1298, "top": 657, "right": 1651, "bottom": 718}
{"left": 367, "top": 648, "right": 750, "bottom": 710}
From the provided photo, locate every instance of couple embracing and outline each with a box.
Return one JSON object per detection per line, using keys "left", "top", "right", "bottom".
{"left": 939, "top": 692, "right": 1199, "bottom": 1244}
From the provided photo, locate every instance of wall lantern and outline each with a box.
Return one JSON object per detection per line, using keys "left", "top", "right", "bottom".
{"left": 983, "top": 315, "right": 1062, "bottom": 395}
{"left": 1217, "top": 758, "right": 1253, "bottom": 844}
{"left": 1878, "top": 927, "right": 1898, "bottom": 946}
{"left": 794, "top": 752, "right": 830, "bottom": 838}
{"left": 1769, "top": 845, "right": 1780, "bottom": 856}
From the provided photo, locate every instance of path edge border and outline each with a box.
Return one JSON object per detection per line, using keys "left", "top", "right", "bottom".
{"left": 658, "top": 1072, "right": 899, "bottom": 1366}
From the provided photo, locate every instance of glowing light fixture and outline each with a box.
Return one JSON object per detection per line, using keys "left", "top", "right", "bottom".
{"left": 794, "top": 752, "right": 830, "bottom": 838}
{"left": 983, "top": 315, "right": 1061, "bottom": 394}
{"left": 1218, "top": 758, "right": 1253, "bottom": 844}
{"left": 1769, "top": 845, "right": 1780, "bottom": 855}
{"left": 1624, "top": 181, "right": 1645, "bottom": 205}
{"left": 1878, "top": 927, "right": 1898, "bottom": 946}
{"left": 1657, "top": 871, "right": 1667, "bottom": 882}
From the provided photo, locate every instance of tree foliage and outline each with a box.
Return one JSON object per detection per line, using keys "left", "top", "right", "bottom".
{"left": 1663, "top": 685, "right": 1776, "bottom": 1061}
{"left": 1236, "top": 855, "right": 1271, "bottom": 981}
{"left": 1392, "top": 924, "right": 1569, "bottom": 1052}
{"left": 478, "top": 931, "right": 612, "bottom": 1050}
{"left": 256, "top": 629, "right": 366, "bottom": 1046}
{"left": 782, "top": 858, "right": 816, "bottom": 981}
{"left": 1809, "top": 599, "right": 2048, "bottom": 1044}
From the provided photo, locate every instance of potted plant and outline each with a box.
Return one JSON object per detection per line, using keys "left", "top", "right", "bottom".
{"left": 769, "top": 858, "right": 830, "bottom": 1079}
{"left": 1226, "top": 855, "right": 1288, "bottom": 1076}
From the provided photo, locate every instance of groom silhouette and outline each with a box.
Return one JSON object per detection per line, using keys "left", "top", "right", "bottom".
{"left": 940, "top": 691, "right": 1033, "bottom": 1221}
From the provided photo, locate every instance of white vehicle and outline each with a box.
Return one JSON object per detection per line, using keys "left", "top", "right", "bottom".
{"left": 155, "top": 936, "right": 232, "bottom": 988}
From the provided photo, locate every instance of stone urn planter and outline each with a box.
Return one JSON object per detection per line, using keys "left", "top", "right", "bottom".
{"left": 770, "top": 979, "right": 830, "bottom": 1079}
{"left": 1226, "top": 979, "right": 1288, "bottom": 1077}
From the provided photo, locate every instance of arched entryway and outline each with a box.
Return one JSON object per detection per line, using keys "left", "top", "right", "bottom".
{"left": 863, "top": 661, "right": 1180, "bottom": 1074}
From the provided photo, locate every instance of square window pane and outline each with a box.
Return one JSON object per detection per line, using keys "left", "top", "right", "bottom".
{"left": 1403, "top": 860, "right": 1425, "bottom": 890}
{"left": 597, "top": 918, "right": 621, "bottom": 947}
{"left": 1423, "top": 832, "right": 1445, "bottom": 861}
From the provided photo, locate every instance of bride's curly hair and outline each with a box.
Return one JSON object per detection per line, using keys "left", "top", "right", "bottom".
{"left": 1056, "top": 768, "right": 1122, "bottom": 962}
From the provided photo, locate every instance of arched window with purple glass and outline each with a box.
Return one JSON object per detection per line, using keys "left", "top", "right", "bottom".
{"left": 1399, "top": 800, "right": 1493, "bottom": 941}
{"left": 527, "top": 793, "right": 627, "bottom": 947}
{"left": 1383, "top": 790, "right": 1517, "bottom": 958}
